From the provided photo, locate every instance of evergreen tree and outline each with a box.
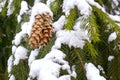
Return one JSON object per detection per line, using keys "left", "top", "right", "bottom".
{"left": 0, "top": 0, "right": 120, "bottom": 80}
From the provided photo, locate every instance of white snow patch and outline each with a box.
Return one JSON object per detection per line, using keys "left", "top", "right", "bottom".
{"left": 109, "top": 15, "right": 120, "bottom": 22}
{"left": 71, "top": 65, "right": 77, "bottom": 78}
{"left": 17, "top": 1, "right": 28, "bottom": 23}
{"left": 13, "top": 22, "right": 29, "bottom": 46}
{"left": 13, "top": 32, "right": 24, "bottom": 46}
{"left": 62, "top": 0, "right": 75, "bottom": 15}
{"left": 108, "top": 32, "right": 117, "bottom": 42}
{"left": 62, "top": 0, "right": 92, "bottom": 17}
{"left": 58, "top": 75, "right": 71, "bottom": 80}
{"left": 28, "top": 49, "right": 76, "bottom": 80}
{"left": 17, "top": 15, "right": 21, "bottom": 23}
{"left": 46, "top": 0, "right": 55, "bottom": 7}
{"left": 13, "top": 31, "right": 27, "bottom": 46}
{"left": 27, "top": 2, "right": 53, "bottom": 36}
{"left": 28, "top": 58, "right": 61, "bottom": 80}
{"left": 52, "top": 19, "right": 88, "bottom": 49}
{"left": 85, "top": 63, "right": 106, "bottom": 80}
{"left": 53, "top": 15, "right": 65, "bottom": 31}
{"left": 87, "top": 0, "right": 120, "bottom": 22}
{"left": 108, "top": 56, "right": 114, "bottom": 61}
{"left": 113, "top": 0, "right": 119, "bottom": 6}
{"left": 9, "top": 75, "right": 15, "bottom": 80}
{"left": 14, "top": 46, "right": 28, "bottom": 65}
{"left": 44, "top": 49, "right": 66, "bottom": 60}
{"left": 34, "top": 0, "right": 42, "bottom": 4}
{"left": 7, "top": 0, "right": 14, "bottom": 16}
{"left": 75, "top": 0, "right": 92, "bottom": 17}
{"left": 28, "top": 49, "right": 40, "bottom": 67}
{"left": 87, "top": 0, "right": 105, "bottom": 12}
{"left": 7, "top": 55, "right": 14, "bottom": 73}
{"left": 12, "top": 46, "right": 17, "bottom": 54}
{"left": 20, "top": 1, "right": 28, "bottom": 15}
{"left": 21, "top": 22, "right": 29, "bottom": 34}
{"left": 0, "top": 0, "right": 7, "bottom": 12}
{"left": 98, "top": 65, "right": 105, "bottom": 74}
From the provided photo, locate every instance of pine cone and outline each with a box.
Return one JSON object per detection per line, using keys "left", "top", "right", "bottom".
{"left": 29, "top": 13, "right": 53, "bottom": 48}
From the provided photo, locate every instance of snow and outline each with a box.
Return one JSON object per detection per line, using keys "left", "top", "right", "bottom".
{"left": 108, "top": 32, "right": 117, "bottom": 42}
{"left": 12, "top": 46, "right": 17, "bottom": 54}
{"left": 21, "top": 22, "right": 29, "bottom": 34}
{"left": 52, "top": 18, "right": 89, "bottom": 49}
{"left": 7, "top": 55, "right": 13, "bottom": 73}
{"left": 13, "top": 22, "right": 28, "bottom": 46}
{"left": 28, "top": 49, "right": 40, "bottom": 67}
{"left": 52, "top": 3, "right": 89, "bottom": 49}
{"left": 17, "top": 15, "right": 21, "bottom": 23}
{"left": 17, "top": 1, "right": 28, "bottom": 23}
{"left": 44, "top": 49, "right": 66, "bottom": 61}
{"left": 28, "top": 49, "right": 76, "bottom": 80}
{"left": 62, "top": 0, "right": 75, "bottom": 15}
{"left": 13, "top": 32, "right": 24, "bottom": 46}
{"left": 13, "top": 31, "right": 27, "bottom": 46}
{"left": 85, "top": 63, "right": 106, "bottom": 80}
{"left": 62, "top": 0, "right": 92, "bottom": 17}
{"left": 46, "top": 0, "right": 55, "bottom": 7}
{"left": 20, "top": 1, "right": 28, "bottom": 15}
{"left": 75, "top": 0, "right": 92, "bottom": 17}
{"left": 34, "top": 0, "right": 42, "bottom": 4}
{"left": 108, "top": 56, "right": 115, "bottom": 61}
{"left": 27, "top": 2, "right": 53, "bottom": 36}
{"left": 0, "top": 0, "right": 7, "bottom": 12}
{"left": 109, "top": 14, "right": 120, "bottom": 22}
{"left": 87, "top": 0, "right": 105, "bottom": 12}
{"left": 71, "top": 65, "right": 77, "bottom": 78}
{"left": 52, "top": 30, "right": 85, "bottom": 48}
{"left": 29, "top": 59, "right": 61, "bottom": 80}
{"left": 14, "top": 46, "right": 28, "bottom": 65}
{"left": 86, "top": 0, "right": 120, "bottom": 22}
{"left": 113, "top": 0, "right": 119, "bottom": 6}
{"left": 98, "top": 65, "right": 105, "bottom": 74}
{"left": 53, "top": 15, "right": 65, "bottom": 31}
{"left": 7, "top": 0, "right": 14, "bottom": 16}
{"left": 9, "top": 75, "right": 15, "bottom": 80}
{"left": 58, "top": 75, "right": 70, "bottom": 80}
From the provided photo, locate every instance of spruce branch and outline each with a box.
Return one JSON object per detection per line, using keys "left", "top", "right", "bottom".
{"left": 74, "top": 48, "right": 87, "bottom": 80}
{"left": 74, "top": 48, "right": 85, "bottom": 71}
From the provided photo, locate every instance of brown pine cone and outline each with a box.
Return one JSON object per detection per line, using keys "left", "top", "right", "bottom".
{"left": 29, "top": 13, "right": 53, "bottom": 48}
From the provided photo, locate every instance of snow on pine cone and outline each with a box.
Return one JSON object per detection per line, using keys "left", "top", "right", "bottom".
{"left": 29, "top": 13, "right": 53, "bottom": 48}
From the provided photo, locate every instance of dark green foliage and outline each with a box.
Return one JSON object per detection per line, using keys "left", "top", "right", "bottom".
{"left": 50, "top": 0, "right": 63, "bottom": 21}
{"left": 107, "top": 55, "right": 120, "bottom": 80}
{"left": 91, "top": 6, "right": 120, "bottom": 79}
{"left": 11, "top": 60, "right": 29, "bottom": 80}
{"left": 0, "top": 13, "right": 17, "bottom": 80}
{"left": 0, "top": 0, "right": 22, "bottom": 79}
{"left": 60, "top": 45, "right": 87, "bottom": 80}
{"left": 12, "top": 0, "right": 22, "bottom": 15}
